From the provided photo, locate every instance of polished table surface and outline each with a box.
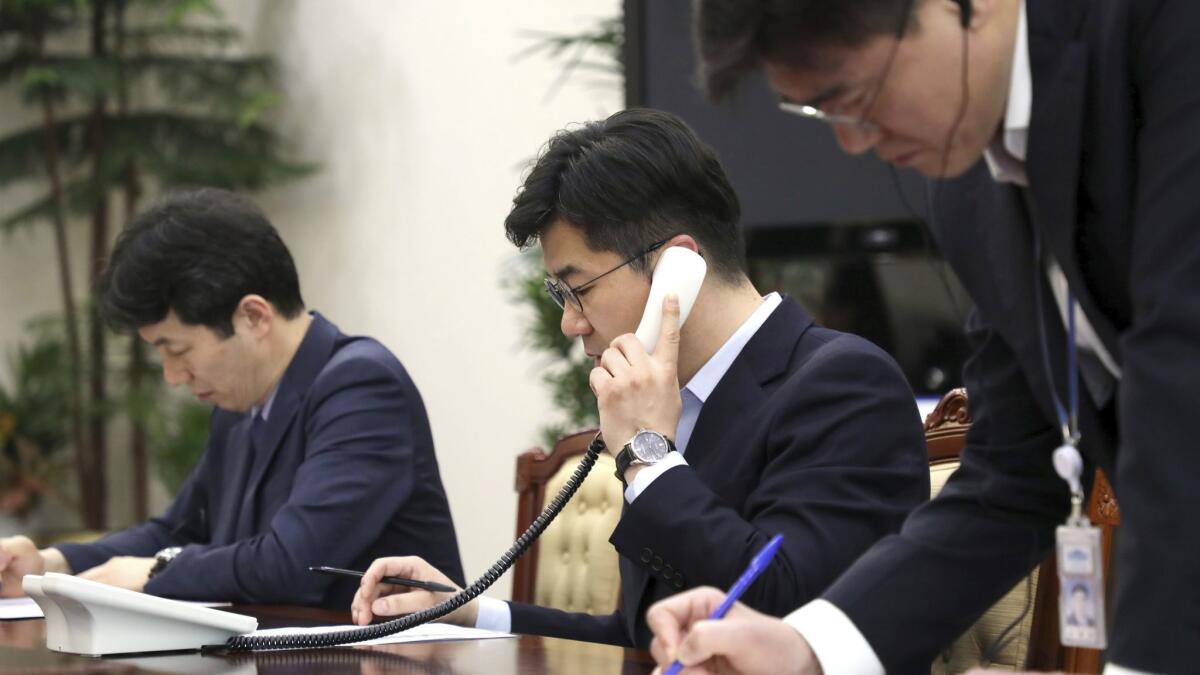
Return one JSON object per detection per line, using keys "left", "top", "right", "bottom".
{"left": 0, "top": 605, "right": 656, "bottom": 674}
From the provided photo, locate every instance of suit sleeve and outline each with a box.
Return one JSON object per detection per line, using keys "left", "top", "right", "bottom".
{"left": 143, "top": 353, "right": 419, "bottom": 605}
{"left": 508, "top": 602, "right": 630, "bottom": 646}
{"left": 54, "top": 424, "right": 214, "bottom": 574}
{"left": 1107, "top": 1, "right": 1200, "bottom": 669}
{"left": 820, "top": 308, "right": 1068, "bottom": 672}
{"left": 611, "top": 338, "right": 929, "bottom": 621}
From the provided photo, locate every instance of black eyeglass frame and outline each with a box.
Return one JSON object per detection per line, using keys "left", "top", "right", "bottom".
{"left": 543, "top": 237, "right": 673, "bottom": 313}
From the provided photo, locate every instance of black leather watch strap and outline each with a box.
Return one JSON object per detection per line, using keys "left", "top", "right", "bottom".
{"left": 614, "top": 444, "right": 637, "bottom": 485}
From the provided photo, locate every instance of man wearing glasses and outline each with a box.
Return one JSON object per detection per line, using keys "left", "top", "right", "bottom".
{"left": 647, "top": 1, "right": 1200, "bottom": 674}
{"left": 347, "top": 108, "right": 929, "bottom": 648}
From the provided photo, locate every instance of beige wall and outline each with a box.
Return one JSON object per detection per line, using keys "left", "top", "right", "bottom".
{"left": 0, "top": 0, "right": 622, "bottom": 600}
{"left": 238, "top": 0, "right": 623, "bottom": 600}
{"left": 239, "top": 0, "right": 622, "bottom": 601}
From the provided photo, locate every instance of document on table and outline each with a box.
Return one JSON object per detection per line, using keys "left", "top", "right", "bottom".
{"left": 0, "top": 596, "right": 230, "bottom": 620}
{"left": 247, "top": 622, "right": 514, "bottom": 647}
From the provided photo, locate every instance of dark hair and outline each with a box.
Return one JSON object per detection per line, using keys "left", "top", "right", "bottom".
{"left": 97, "top": 188, "right": 305, "bottom": 337}
{"left": 504, "top": 108, "right": 745, "bottom": 282}
{"left": 694, "top": 0, "right": 916, "bottom": 100}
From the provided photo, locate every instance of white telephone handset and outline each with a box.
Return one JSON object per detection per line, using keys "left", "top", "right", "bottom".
{"left": 633, "top": 246, "right": 707, "bottom": 354}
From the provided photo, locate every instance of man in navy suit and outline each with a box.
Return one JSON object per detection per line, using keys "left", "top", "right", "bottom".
{"left": 348, "top": 109, "right": 929, "bottom": 648}
{"left": 648, "top": 1, "right": 1200, "bottom": 674}
{"left": 0, "top": 189, "right": 463, "bottom": 608}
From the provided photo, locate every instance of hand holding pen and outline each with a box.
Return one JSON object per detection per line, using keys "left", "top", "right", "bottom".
{"left": 347, "top": 555, "right": 480, "bottom": 628}
{"left": 646, "top": 535, "right": 821, "bottom": 675}
{"left": 309, "top": 566, "right": 456, "bottom": 593}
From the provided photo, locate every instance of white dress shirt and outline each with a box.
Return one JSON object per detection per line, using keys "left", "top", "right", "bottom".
{"left": 475, "top": 292, "right": 783, "bottom": 633}
{"left": 980, "top": 0, "right": 1119, "bottom": 380}
{"left": 790, "top": 4, "right": 1138, "bottom": 673}
{"left": 251, "top": 383, "right": 280, "bottom": 422}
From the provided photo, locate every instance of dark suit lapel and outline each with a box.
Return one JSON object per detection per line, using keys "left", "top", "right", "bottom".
{"left": 623, "top": 297, "right": 811, "bottom": 634}
{"left": 935, "top": 166, "right": 1073, "bottom": 432}
{"left": 683, "top": 298, "right": 810, "bottom": 473}
{"left": 235, "top": 313, "right": 340, "bottom": 535}
{"left": 213, "top": 416, "right": 255, "bottom": 544}
{"left": 1024, "top": 0, "right": 1121, "bottom": 360}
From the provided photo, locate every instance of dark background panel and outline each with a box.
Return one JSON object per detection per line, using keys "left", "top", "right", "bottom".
{"left": 625, "top": 0, "right": 928, "bottom": 228}
{"left": 623, "top": 0, "right": 971, "bottom": 397}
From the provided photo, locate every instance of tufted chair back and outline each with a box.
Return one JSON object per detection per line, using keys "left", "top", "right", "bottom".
{"left": 511, "top": 429, "right": 623, "bottom": 614}
{"left": 923, "top": 389, "right": 1123, "bottom": 672}
{"left": 925, "top": 389, "right": 1041, "bottom": 673}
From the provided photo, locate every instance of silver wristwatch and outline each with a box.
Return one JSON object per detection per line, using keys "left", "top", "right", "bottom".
{"left": 614, "top": 429, "right": 677, "bottom": 485}
{"left": 149, "top": 546, "right": 183, "bottom": 579}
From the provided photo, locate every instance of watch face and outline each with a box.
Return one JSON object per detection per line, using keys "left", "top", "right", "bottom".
{"left": 157, "top": 546, "right": 183, "bottom": 563}
{"left": 632, "top": 431, "right": 670, "bottom": 462}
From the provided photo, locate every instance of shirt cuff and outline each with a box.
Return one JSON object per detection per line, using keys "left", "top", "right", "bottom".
{"left": 474, "top": 596, "right": 512, "bottom": 633}
{"left": 624, "top": 452, "right": 689, "bottom": 503}
{"left": 1104, "top": 664, "right": 1157, "bottom": 675}
{"left": 783, "top": 599, "right": 884, "bottom": 675}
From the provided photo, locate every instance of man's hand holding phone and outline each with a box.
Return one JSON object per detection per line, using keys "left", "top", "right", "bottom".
{"left": 590, "top": 294, "right": 683, "bottom": 464}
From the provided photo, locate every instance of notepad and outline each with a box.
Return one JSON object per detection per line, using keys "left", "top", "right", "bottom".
{"left": 0, "top": 595, "right": 230, "bottom": 620}
{"left": 0, "top": 597, "right": 43, "bottom": 620}
{"left": 247, "top": 622, "right": 514, "bottom": 647}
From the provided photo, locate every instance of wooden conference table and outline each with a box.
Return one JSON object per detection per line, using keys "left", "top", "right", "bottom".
{"left": 0, "top": 604, "right": 657, "bottom": 674}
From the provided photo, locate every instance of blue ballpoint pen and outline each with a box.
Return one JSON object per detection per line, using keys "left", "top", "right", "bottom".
{"left": 663, "top": 534, "right": 784, "bottom": 675}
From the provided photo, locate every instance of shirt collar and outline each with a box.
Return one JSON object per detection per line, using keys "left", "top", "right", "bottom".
{"left": 983, "top": 0, "right": 1031, "bottom": 184}
{"left": 252, "top": 382, "right": 280, "bottom": 422}
{"left": 683, "top": 292, "right": 782, "bottom": 403}
{"left": 249, "top": 311, "right": 317, "bottom": 422}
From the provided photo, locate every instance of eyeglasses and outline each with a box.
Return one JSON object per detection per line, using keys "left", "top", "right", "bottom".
{"left": 777, "top": 0, "right": 913, "bottom": 133}
{"left": 543, "top": 237, "right": 671, "bottom": 313}
{"left": 778, "top": 98, "right": 879, "bottom": 131}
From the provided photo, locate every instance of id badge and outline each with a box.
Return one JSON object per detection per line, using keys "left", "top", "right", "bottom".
{"left": 1056, "top": 523, "right": 1107, "bottom": 649}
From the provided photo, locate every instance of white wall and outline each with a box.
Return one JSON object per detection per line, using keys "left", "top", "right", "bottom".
{"left": 232, "top": 0, "right": 622, "bottom": 599}
{"left": 0, "top": 0, "right": 622, "bottom": 599}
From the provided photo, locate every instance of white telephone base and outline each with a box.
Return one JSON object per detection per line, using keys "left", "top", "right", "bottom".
{"left": 22, "top": 573, "right": 257, "bottom": 656}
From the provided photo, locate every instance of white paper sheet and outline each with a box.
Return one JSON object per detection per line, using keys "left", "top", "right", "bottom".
{"left": 0, "top": 597, "right": 46, "bottom": 620}
{"left": 0, "top": 596, "right": 230, "bottom": 620}
{"left": 247, "top": 622, "right": 514, "bottom": 647}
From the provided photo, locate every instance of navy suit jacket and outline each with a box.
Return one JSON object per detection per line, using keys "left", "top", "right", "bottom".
{"left": 508, "top": 298, "right": 929, "bottom": 648}
{"left": 58, "top": 313, "right": 464, "bottom": 608}
{"left": 819, "top": 2, "right": 1200, "bottom": 672}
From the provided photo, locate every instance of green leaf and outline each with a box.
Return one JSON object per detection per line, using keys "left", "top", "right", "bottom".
{"left": 236, "top": 91, "right": 279, "bottom": 129}
{"left": 165, "top": 0, "right": 222, "bottom": 28}
{"left": 17, "top": 58, "right": 120, "bottom": 100}
{"left": 0, "top": 178, "right": 103, "bottom": 235}
{"left": 0, "top": 322, "right": 72, "bottom": 457}
{"left": 102, "top": 112, "right": 314, "bottom": 188}
{"left": 150, "top": 399, "right": 211, "bottom": 495}
{"left": 0, "top": 0, "right": 82, "bottom": 39}
{"left": 0, "top": 117, "right": 91, "bottom": 186}
{"left": 118, "top": 24, "right": 240, "bottom": 49}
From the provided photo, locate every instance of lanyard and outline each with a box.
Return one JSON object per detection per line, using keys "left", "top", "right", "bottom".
{"left": 1033, "top": 237, "right": 1087, "bottom": 524}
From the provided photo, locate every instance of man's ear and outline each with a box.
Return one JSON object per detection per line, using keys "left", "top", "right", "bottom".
{"left": 235, "top": 295, "right": 274, "bottom": 338}
{"left": 664, "top": 234, "right": 700, "bottom": 254}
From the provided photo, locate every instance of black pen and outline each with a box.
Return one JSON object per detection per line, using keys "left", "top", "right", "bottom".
{"left": 308, "top": 565, "right": 457, "bottom": 593}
